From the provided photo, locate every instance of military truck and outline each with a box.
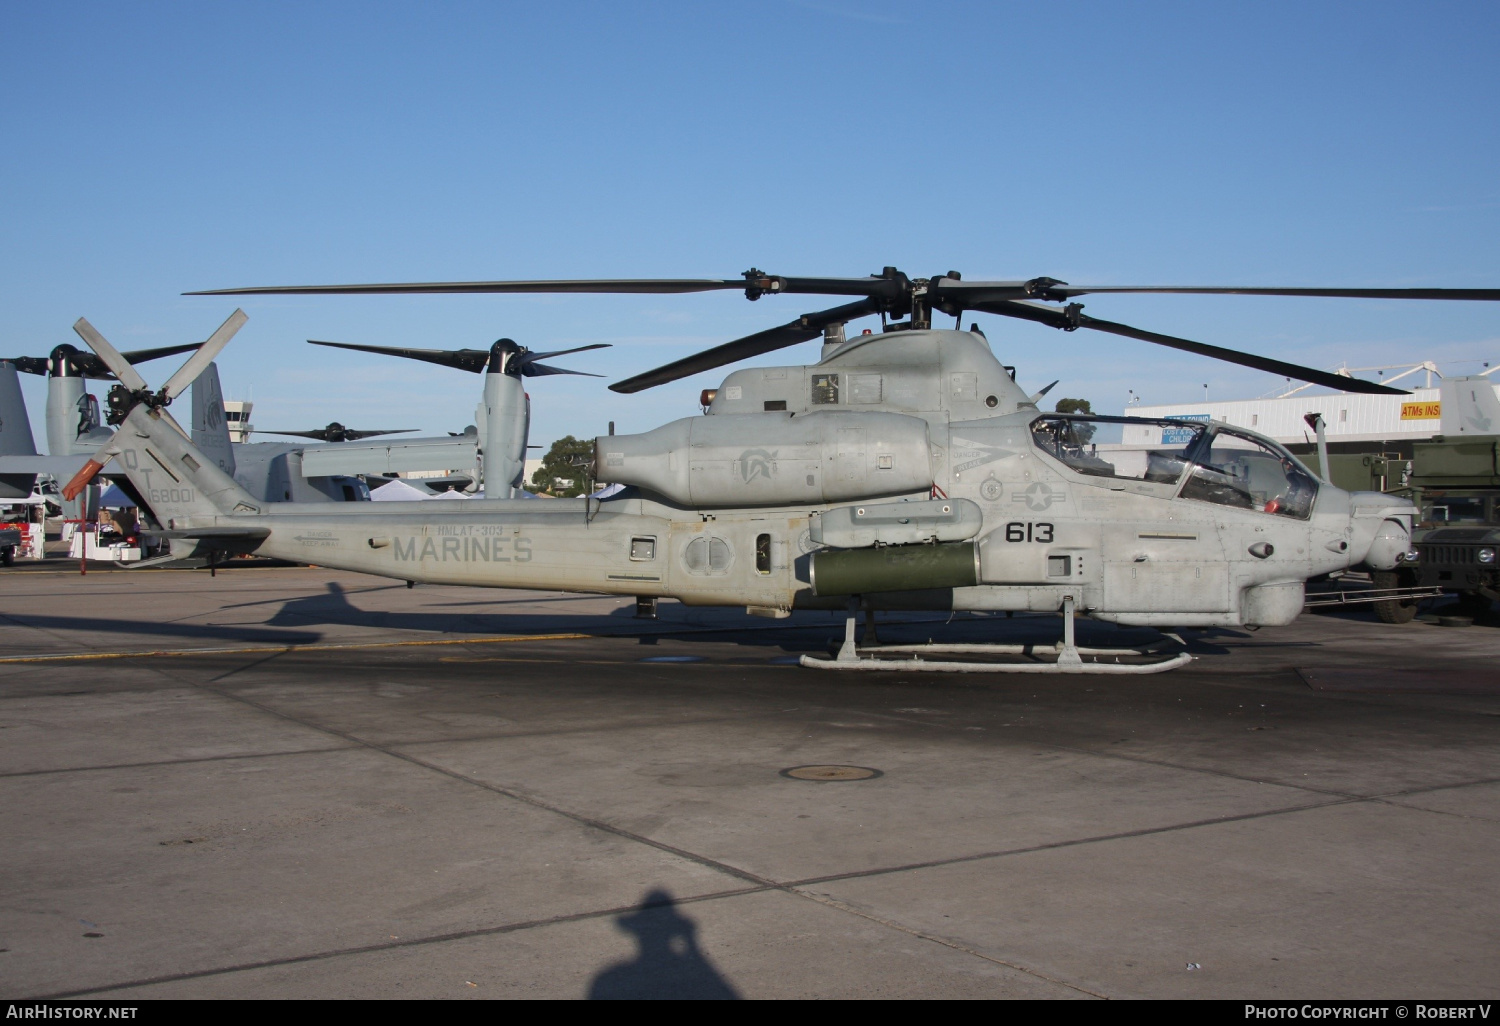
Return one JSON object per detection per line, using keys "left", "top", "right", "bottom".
{"left": 1385, "top": 434, "right": 1500, "bottom": 621}
{"left": 1293, "top": 377, "right": 1500, "bottom": 623}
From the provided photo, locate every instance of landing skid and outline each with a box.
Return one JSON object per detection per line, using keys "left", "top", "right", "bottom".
{"left": 799, "top": 597, "right": 1194, "bottom": 674}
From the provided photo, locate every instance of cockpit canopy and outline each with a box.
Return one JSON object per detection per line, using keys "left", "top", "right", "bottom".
{"left": 1030, "top": 414, "right": 1319, "bottom": 520}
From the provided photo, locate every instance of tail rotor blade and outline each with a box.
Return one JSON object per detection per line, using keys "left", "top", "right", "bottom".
{"left": 162, "top": 309, "right": 248, "bottom": 400}
{"left": 72, "top": 319, "right": 149, "bottom": 391}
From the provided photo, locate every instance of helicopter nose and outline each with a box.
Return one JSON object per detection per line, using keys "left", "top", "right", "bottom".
{"left": 1363, "top": 518, "right": 1413, "bottom": 570}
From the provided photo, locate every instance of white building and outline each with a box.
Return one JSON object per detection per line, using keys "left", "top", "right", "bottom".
{"left": 1126, "top": 373, "right": 1499, "bottom": 448}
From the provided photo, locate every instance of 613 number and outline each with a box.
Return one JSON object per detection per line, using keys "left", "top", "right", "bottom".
{"left": 1005, "top": 522, "right": 1054, "bottom": 543}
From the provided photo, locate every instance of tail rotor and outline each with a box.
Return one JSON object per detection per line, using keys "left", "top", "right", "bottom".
{"left": 62, "top": 310, "right": 248, "bottom": 498}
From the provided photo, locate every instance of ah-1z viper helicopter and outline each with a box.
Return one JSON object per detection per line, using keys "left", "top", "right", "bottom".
{"left": 63, "top": 267, "right": 1500, "bottom": 672}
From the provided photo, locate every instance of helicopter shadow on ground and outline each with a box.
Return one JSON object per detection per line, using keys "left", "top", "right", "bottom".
{"left": 586, "top": 889, "right": 740, "bottom": 1000}
{"left": 0, "top": 610, "right": 319, "bottom": 646}
{"left": 231, "top": 582, "right": 1280, "bottom": 659}
{"left": 249, "top": 582, "right": 832, "bottom": 640}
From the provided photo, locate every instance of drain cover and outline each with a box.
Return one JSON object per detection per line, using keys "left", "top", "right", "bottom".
{"left": 780, "top": 764, "right": 883, "bottom": 781}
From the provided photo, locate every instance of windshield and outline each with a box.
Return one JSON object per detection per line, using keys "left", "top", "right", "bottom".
{"left": 1421, "top": 494, "right": 1495, "bottom": 525}
{"left": 1030, "top": 415, "right": 1318, "bottom": 519}
{"left": 1030, "top": 415, "right": 1202, "bottom": 484}
{"left": 1178, "top": 428, "right": 1318, "bottom": 519}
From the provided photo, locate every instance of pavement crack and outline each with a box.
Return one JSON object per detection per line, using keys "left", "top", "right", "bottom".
{"left": 0, "top": 745, "right": 356, "bottom": 779}
{"left": 790, "top": 891, "right": 1109, "bottom": 999}
{"left": 32, "top": 886, "right": 769, "bottom": 1000}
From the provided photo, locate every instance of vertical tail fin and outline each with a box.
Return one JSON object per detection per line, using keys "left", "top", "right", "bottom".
{"left": 191, "top": 361, "right": 237, "bottom": 477}
{"left": 0, "top": 361, "right": 38, "bottom": 457}
{"left": 108, "top": 404, "right": 260, "bottom": 523}
{"left": 1440, "top": 376, "right": 1500, "bottom": 436}
{"left": 0, "top": 360, "right": 39, "bottom": 499}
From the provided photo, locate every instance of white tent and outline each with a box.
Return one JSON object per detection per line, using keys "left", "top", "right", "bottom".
{"left": 369, "top": 478, "right": 437, "bottom": 502}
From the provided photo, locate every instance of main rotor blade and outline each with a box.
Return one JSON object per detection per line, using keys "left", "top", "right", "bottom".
{"left": 931, "top": 279, "right": 1500, "bottom": 304}
{"left": 609, "top": 297, "right": 882, "bottom": 394}
{"left": 72, "top": 318, "right": 149, "bottom": 391}
{"left": 162, "top": 309, "right": 248, "bottom": 400}
{"left": 309, "top": 340, "right": 491, "bottom": 373}
{"left": 193, "top": 279, "right": 747, "bottom": 296}
{"left": 188, "top": 273, "right": 913, "bottom": 301}
{"left": 977, "top": 300, "right": 1408, "bottom": 396}
{"left": 1042, "top": 285, "right": 1500, "bottom": 301}
{"left": 514, "top": 343, "right": 612, "bottom": 364}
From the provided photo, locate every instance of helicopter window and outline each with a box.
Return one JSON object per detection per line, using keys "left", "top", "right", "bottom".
{"left": 1030, "top": 416, "right": 1198, "bottom": 485}
{"left": 1422, "top": 496, "right": 1489, "bottom": 524}
{"left": 1179, "top": 429, "right": 1317, "bottom": 519}
{"left": 755, "top": 533, "right": 771, "bottom": 574}
{"left": 811, "top": 374, "right": 839, "bottom": 404}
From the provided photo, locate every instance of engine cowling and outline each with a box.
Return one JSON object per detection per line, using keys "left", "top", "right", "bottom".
{"left": 595, "top": 410, "right": 932, "bottom": 507}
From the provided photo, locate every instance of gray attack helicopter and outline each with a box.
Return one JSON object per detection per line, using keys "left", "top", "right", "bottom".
{"left": 63, "top": 268, "right": 1500, "bottom": 672}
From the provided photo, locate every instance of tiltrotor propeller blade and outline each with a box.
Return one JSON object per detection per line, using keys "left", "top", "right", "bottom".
{"left": 522, "top": 363, "right": 605, "bottom": 378}
{"left": 977, "top": 300, "right": 1408, "bottom": 396}
{"left": 310, "top": 339, "right": 610, "bottom": 376}
{"left": 259, "top": 424, "right": 417, "bottom": 443}
{"left": 515, "top": 343, "right": 611, "bottom": 365}
{"left": 161, "top": 309, "right": 248, "bottom": 400}
{"left": 72, "top": 318, "right": 150, "bottom": 392}
{"left": 3, "top": 342, "right": 203, "bottom": 379}
{"left": 309, "top": 340, "right": 492, "bottom": 373}
{"left": 609, "top": 297, "right": 882, "bottom": 394}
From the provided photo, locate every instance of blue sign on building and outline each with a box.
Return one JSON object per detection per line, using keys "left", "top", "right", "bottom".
{"left": 1161, "top": 413, "right": 1211, "bottom": 445}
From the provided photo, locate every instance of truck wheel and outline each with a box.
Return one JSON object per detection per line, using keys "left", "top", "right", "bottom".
{"left": 1, "top": 548, "right": 13, "bottom": 567}
{"left": 1372, "top": 570, "right": 1418, "bottom": 624}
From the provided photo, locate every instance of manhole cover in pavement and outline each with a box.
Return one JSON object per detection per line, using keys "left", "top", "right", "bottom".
{"left": 780, "top": 764, "right": 883, "bottom": 781}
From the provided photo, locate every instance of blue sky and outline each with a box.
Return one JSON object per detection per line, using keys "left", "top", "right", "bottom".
{"left": 3, "top": 1, "right": 1498, "bottom": 451}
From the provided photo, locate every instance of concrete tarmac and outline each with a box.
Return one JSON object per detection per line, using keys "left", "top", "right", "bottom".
{"left": 1, "top": 565, "right": 1497, "bottom": 999}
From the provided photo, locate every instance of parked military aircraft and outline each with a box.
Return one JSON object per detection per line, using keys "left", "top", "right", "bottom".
{"left": 301, "top": 337, "right": 609, "bottom": 496}
{"left": 70, "top": 259, "right": 1500, "bottom": 671}
{"left": 0, "top": 339, "right": 201, "bottom": 502}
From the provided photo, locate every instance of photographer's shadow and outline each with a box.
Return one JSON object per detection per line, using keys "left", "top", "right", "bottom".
{"left": 588, "top": 889, "right": 740, "bottom": 1000}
